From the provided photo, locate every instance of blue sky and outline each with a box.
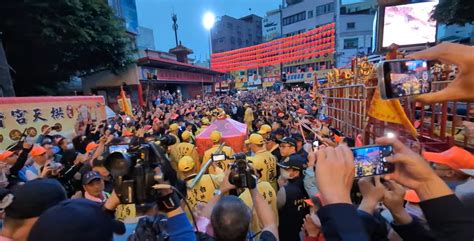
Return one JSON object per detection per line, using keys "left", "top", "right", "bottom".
{"left": 136, "top": 0, "right": 281, "bottom": 61}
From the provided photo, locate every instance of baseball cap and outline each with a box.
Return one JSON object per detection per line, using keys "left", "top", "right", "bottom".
{"left": 210, "top": 130, "right": 222, "bottom": 143}
{"left": 334, "top": 134, "right": 345, "bottom": 143}
{"left": 296, "top": 108, "right": 308, "bottom": 115}
{"left": 85, "top": 142, "right": 99, "bottom": 153}
{"left": 0, "top": 151, "right": 14, "bottom": 161}
{"left": 201, "top": 117, "right": 210, "bottom": 125}
{"left": 291, "top": 133, "right": 303, "bottom": 142}
{"left": 423, "top": 146, "right": 474, "bottom": 173}
{"left": 178, "top": 156, "right": 195, "bottom": 172}
{"left": 245, "top": 133, "right": 265, "bottom": 145}
{"left": 82, "top": 171, "right": 102, "bottom": 185}
{"left": 28, "top": 199, "right": 126, "bottom": 241}
{"left": 258, "top": 124, "right": 272, "bottom": 135}
{"left": 169, "top": 123, "right": 179, "bottom": 131}
{"left": 181, "top": 130, "right": 192, "bottom": 141}
{"left": 404, "top": 190, "right": 420, "bottom": 203}
{"left": 277, "top": 154, "right": 306, "bottom": 170}
{"left": 6, "top": 178, "right": 67, "bottom": 219}
{"left": 123, "top": 130, "right": 134, "bottom": 137}
{"left": 274, "top": 128, "right": 286, "bottom": 136}
{"left": 266, "top": 133, "right": 281, "bottom": 144}
{"left": 280, "top": 137, "right": 297, "bottom": 147}
{"left": 31, "top": 146, "right": 47, "bottom": 157}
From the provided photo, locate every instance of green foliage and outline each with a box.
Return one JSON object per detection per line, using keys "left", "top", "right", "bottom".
{"left": 432, "top": 0, "right": 474, "bottom": 25}
{"left": 0, "top": 0, "right": 136, "bottom": 96}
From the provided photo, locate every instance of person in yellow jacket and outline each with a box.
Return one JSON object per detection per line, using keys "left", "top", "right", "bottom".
{"left": 168, "top": 123, "right": 181, "bottom": 144}
{"left": 169, "top": 130, "right": 201, "bottom": 178}
{"left": 244, "top": 104, "right": 254, "bottom": 132}
{"left": 239, "top": 180, "right": 278, "bottom": 237}
{"left": 178, "top": 156, "right": 224, "bottom": 212}
{"left": 246, "top": 133, "right": 277, "bottom": 191}
{"left": 257, "top": 124, "right": 272, "bottom": 140}
{"left": 202, "top": 131, "right": 235, "bottom": 175}
{"left": 196, "top": 117, "right": 210, "bottom": 136}
{"left": 167, "top": 123, "right": 181, "bottom": 171}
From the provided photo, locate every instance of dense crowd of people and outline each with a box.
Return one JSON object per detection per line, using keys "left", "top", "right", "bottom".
{"left": 0, "top": 44, "right": 473, "bottom": 241}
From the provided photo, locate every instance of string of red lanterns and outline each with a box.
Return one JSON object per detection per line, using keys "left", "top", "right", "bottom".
{"left": 211, "top": 22, "right": 336, "bottom": 72}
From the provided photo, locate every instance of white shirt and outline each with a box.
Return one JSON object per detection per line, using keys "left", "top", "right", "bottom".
{"left": 25, "top": 162, "right": 43, "bottom": 181}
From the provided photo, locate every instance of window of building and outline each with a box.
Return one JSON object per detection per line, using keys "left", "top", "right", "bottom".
{"left": 227, "top": 22, "right": 233, "bottom": 29}
{"left": 248, "top": 34, "right": 252, "bottom": 40}
{"left": 316, "top": 3, "right": 334, "bottom": 16}
{"left": 347, "top": 22, "right": 355, "bottom": 29}
{"left": 282, "top": 11, "right": 306, "bottom": 26}
{"left": 308, "top": 10, "right": 313, "bottom": 18}
{"left": 230, "top": 36, "right": 235, "bottom": 44}
{"left": 219, "top": 37, "right": 225, "bottom": 43}
{"left": 343, "top": 38, "right": 358, "bottom": 49}
{"left": 246, "top": 39, "right": 250, "bottom": 45}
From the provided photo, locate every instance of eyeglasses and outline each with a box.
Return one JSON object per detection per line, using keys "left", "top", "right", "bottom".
{"left": 431, "top": 163, "right": 450, "bottom": 171}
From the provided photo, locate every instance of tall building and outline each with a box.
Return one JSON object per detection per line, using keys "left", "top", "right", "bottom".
{"left": 336, "top": 14, "right": 375, "bottom": 67}
{"left": 137, "top": 26, "right": 156, "bottom": 57}
{"left": 108, "top": 0, "right": 139, "bottom": 35}
{"left": 282, "top": 0, "right": 336, "bottom": 37}
{"left": 278, "top": 0, "right": 337, "bottom": 75}
{"left": 262, "top": 9, "right": 282, "bottom": 42}
{"left": 211, "top": 14, "right": 263, "bottom": 53}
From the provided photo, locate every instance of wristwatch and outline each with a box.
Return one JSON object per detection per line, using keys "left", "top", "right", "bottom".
{"left": 213, "top": 189, "right": 222, "bottom": 196}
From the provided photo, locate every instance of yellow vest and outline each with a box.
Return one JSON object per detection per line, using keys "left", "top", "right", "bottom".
{"left": 169, "top": 142, "right": 201, "bottom": 178}
{"left": 167, "top": 133, "right": 182, "bottom": 171}
{"left": 184, "top": 174, "right": 224, "bottom": 211}
{"left": 202, "top": 144, "right": 235, "bottom": 174}
{"left": 239, "top": 181, "right": 278, "bottom": 236}
{"left": 244, "top": 107, "right": 254, "bottom": 123}
{"left": 252, "top": 150, "right": 278, "bottom": 191}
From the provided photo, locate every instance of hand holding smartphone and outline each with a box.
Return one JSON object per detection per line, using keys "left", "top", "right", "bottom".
{"left": 377, "top": 59, "right": 432, "bottom": 99}
{"left": 352, "top": 145, "right": 394, "bottom": 178}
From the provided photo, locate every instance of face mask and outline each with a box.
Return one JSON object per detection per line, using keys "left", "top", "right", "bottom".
{"left": 66, "top": 143, "right": 74, "bottom": 150}
{"left": 280, "top": 169, "right": 291, "bottom": 180}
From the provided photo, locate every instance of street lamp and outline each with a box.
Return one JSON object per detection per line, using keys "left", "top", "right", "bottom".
{"left": 203, "top": 12, "right": 216, "bottom": 31}
{"left": 202, "top": 11, "right": 215, "bottom": 98}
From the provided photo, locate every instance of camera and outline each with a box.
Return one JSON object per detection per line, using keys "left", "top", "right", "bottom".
{"left": 226, "top": 153, "right": 257, "bottom": 189}
{"left": 104, "top": 142, "right": 172, "bottom": 205}
{"left": 157, "top": 135, "right": 177, "bottom": 149}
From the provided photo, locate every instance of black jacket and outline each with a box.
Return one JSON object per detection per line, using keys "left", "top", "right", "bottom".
{"left": 420, "top": 194, "right": 474, "bottom": 241}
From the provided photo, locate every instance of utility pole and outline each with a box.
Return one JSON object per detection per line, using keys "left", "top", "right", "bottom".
{"left": 0, "top": 32, "right": 15, "bottom": 97}
{"left": 172, "top": 13, "right": 179, "bottom": 46}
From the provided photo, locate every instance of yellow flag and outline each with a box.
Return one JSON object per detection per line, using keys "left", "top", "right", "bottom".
{"left": 368, "top": 89, "right": 417, "bottom": 138}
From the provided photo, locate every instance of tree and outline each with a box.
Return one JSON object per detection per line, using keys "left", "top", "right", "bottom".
{"left": 0, "top": 0, "right": 136, "bottom": 96}
{"left": 432, "top": 0, "right": 474, "bottom": 25}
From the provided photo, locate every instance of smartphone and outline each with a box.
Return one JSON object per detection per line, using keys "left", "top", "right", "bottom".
{"left": 312, "top": 140, "right": 319, "bottom": 151}
{"left": 108, "top": 145, "right": 129, "bottom": 154}
{"left": 378, "top": 59, "right": 431, "bottom": 99}
{"left": 352, "top": 145, "right": 394, "bottom": 178}
{"left": 212, "top": 153, "right": 226, "bottom": 162}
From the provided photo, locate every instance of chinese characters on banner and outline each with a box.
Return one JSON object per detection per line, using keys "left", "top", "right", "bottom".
{"left": 0, "top": 96, "right": 106, "bottom": 150}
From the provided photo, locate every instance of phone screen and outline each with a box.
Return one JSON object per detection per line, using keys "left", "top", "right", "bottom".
{"left": 312, "top": 140, "right": 319, "bottom": 151}
{"left": 383, "top": 60, "right": 431, "bottom": 99}
{"left": 352, "top": 145, "right": 394, "bottom": 178}
{"left": 108, "top": 145, "right": 129, "bottom": 154}
{"left": 212, "top": 154, "right": 226, "bottom": 162}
